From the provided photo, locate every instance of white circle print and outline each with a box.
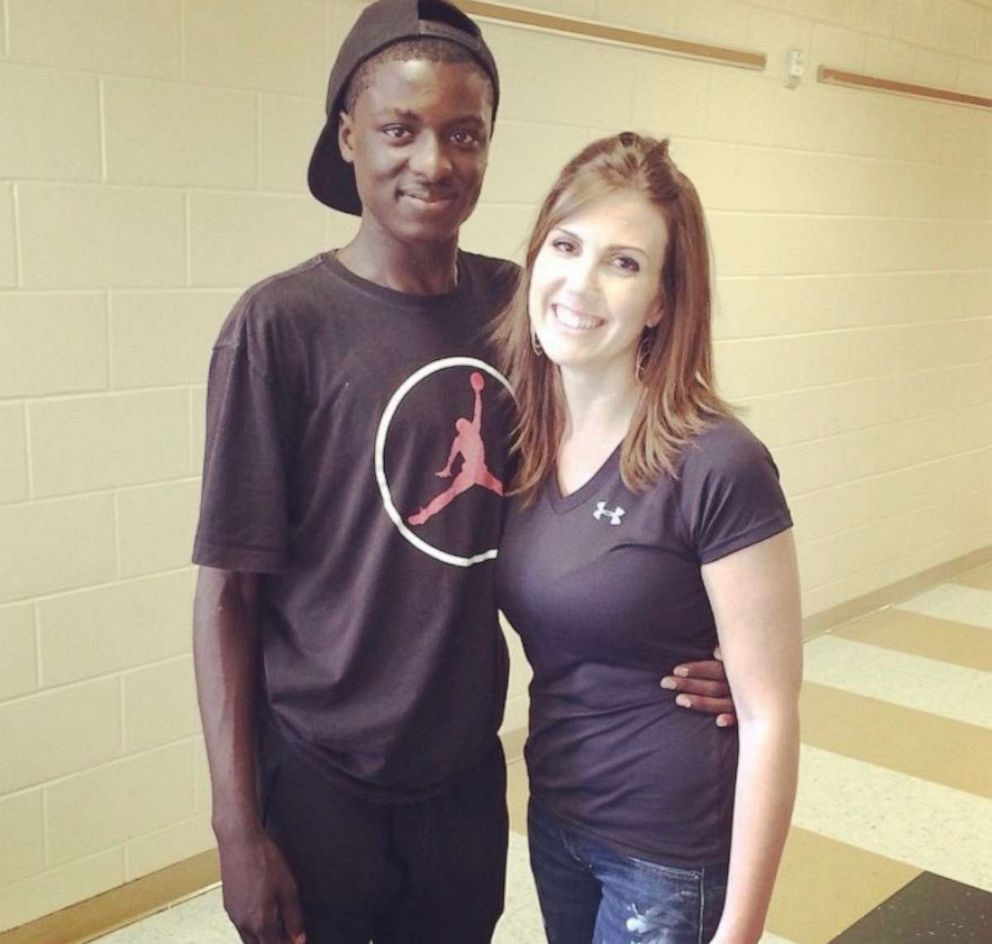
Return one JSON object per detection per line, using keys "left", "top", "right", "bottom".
{"left": 374, "top": 357, "right": 512, "bottom": 567}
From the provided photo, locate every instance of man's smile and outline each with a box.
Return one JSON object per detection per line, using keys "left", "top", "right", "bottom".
{"left": 400, "top": 187, "right": 459, "bottom": 208}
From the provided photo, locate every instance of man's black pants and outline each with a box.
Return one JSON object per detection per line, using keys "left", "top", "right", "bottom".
{"left": 261, "top": 737, "right": 508, "bottom": 944}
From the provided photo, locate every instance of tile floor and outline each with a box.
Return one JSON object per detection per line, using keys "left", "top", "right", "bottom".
{"left": 96, "top": 563, "right": 992, "bottom": 944}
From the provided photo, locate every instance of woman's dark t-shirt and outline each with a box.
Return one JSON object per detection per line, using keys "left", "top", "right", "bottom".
{"left": 495, "top": 416, "right": 792, "bottom": 865}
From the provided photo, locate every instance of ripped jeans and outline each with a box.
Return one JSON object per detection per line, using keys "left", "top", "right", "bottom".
{"left": 528, "top": 801, "right": 728, "bottom": 944}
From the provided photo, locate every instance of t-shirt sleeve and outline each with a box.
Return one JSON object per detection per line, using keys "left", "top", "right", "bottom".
{"left": 192, "top": 301, "right": 295, "bottom": 573}
{"left": 677, "top": 418, "right": 793, "bottom": 565}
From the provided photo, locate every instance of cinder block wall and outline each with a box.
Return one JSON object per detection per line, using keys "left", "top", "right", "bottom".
{"left": 1, "top": 0, "right": 990, "bottom": 929}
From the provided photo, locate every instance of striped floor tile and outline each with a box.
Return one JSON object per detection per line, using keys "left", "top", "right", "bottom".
{"left": 766, "top": 827, "right": 919, "bottom": 944}
{"left": 803, "top": 635, "right": 992, "bottom": 727}
{"left": 896, "top": 583, "right": 992, "bottom": 630}
{"left": 793, "top": 745, "right": 992, "bottom": 892}
{"left": 831, "top": 606, "right": 992, "bottom": 672}
{"left": 799, "top": 681, "right": 992, "bottom": 796}
{"left": 831, "top": 872, "right": 992, "bottom": 943}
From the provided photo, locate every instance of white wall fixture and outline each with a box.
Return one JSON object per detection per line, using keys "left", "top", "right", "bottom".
{"left": 785, "top": 47, "right": 805, "bottom": 89}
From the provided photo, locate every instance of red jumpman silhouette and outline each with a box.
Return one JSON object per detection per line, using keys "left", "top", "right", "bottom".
{"left": 408, "top": 372, "right": 503, "bottom": 526}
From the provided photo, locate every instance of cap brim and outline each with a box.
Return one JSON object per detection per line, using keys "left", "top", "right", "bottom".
{"left": 308, "top": 118, "right": 363, "bottom": 216}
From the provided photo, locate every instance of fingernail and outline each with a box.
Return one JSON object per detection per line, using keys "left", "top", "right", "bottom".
{"left": 676, "top": 695, "right": 691, "bottom": 708}
{"left": 716, "top": 716, "right": 728, "bottom": 727}
{"left": 660, "top": 678, "right": 676, "bottom": 689}
{"left": 674, "top": 666, "right": 688, "bottom": 677}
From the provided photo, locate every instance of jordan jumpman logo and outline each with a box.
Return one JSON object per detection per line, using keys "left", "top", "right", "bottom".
{"left": 407, "top": 371, "right": 504, "bottom": 526}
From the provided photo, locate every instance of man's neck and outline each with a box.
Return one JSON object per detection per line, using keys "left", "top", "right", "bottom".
{"left": 337, "top": 222, "right": 459, "bottom": 295}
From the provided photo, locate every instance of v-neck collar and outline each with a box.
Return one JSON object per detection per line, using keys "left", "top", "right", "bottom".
{"left": 548, "top": 442, "right": 623, "bottom": 514}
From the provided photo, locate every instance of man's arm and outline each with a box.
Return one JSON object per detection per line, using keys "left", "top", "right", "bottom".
{"left": 661, "top": 649, "right": 737, "bottom": 726}
{"left": 193, "top": 566, "right": 305, "bottom": 944}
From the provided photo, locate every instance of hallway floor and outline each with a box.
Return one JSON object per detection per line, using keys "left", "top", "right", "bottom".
{"left": 95, "top": 563, "right": 992, "bottom": 944}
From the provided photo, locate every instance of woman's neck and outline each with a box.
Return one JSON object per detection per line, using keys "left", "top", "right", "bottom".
{"left": 554, "top": 363, "right": 641, "bottom": 496}
{"left": 559, "top": 363, "right": 641, "bottom": 447}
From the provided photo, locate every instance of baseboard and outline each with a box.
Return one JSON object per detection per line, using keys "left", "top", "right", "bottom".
{"left": 0, "top": 851, "right": 219, "bottom": 944}
{"left": 2, "top": 544, "right": 987, "bottom": 944}
{"left": 801, "top": 544, "right": 992, "bottom": 640}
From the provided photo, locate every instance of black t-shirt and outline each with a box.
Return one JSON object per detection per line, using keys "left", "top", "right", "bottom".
{"left": 193, "top": 251, "right": 518, "bottom": 799}
{"left": 495, "top": 415, "right": 792, "bottom": 865}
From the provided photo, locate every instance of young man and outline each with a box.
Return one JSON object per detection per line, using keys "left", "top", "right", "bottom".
{"left": 192, "top": 2, "right": 734, "bottom": 942}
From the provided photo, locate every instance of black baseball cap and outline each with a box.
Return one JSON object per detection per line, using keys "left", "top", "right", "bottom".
{"left": 308, "top": 0, "right": 500, "bottom": 215}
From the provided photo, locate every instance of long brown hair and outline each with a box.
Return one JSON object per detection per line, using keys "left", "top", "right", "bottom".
{"left": 493, "top": 132, "right": 732, "bottom": 502}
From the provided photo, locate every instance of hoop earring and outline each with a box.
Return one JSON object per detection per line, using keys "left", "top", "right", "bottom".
{"left": 531, "top": 330, "right": 544, "bottom": 357}
{"left": 635, "top": 332, "right": 653, "bottom": 384}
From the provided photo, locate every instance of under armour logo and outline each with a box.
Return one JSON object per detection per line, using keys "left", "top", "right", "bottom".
{"left": 593, "top": 501, "right": 625, "bottom": 526}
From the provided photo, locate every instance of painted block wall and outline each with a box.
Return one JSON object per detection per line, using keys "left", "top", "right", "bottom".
{"left": 0, "top": 0, "right": 989, "bottom": 929}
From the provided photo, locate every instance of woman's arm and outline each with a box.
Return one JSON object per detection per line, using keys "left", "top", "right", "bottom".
{"left": 701, "top": 529, "right": 802, "bottom": 944}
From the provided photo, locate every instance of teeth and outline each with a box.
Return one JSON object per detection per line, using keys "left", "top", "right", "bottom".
{"left": 406, "top": 192, "right": 451, "bottom": 203}
{"left": 554, "top": 304, "right": 601, "bottom": 330}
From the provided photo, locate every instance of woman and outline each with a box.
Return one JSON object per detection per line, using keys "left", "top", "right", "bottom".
{"left": 493, "top": 133, "right": 802, "bottom": 944}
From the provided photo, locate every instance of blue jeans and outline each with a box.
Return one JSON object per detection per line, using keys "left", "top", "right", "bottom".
{"left": 528, "top": 801, "right": 728, "bottom": 944}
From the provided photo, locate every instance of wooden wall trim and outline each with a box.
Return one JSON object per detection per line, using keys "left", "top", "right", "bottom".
{"left": 456, "top": 1, "right": 766, "bottom": 70}
{"left": 0, "top": 852, "right": 219, "bottom": 944}
{"left": 800, "top": 544, "right": 992, "bottom": 641}
{"left": 819, "top": 65, "right": 992, "bottom": 110}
